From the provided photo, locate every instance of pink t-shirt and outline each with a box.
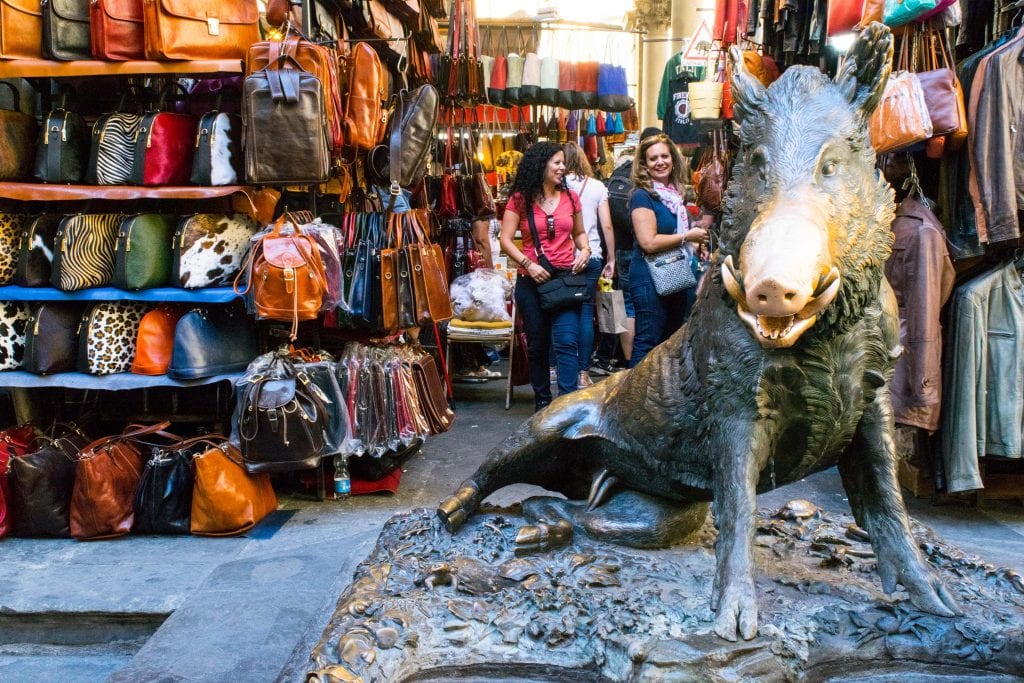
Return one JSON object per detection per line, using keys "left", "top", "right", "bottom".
{"left": 507, "top": 189, "right": 580, "bottom": 271}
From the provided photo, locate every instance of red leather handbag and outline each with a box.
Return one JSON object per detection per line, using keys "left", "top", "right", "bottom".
{"left": 0, "top": 423, "right": 38, "bottom": 538}
{"left": 129, "top": 84, "right": 198, "bottom": 186}
{"left": 827, "top": 0, "right": 864, "bottom": 36}
{"left": 90, "top": 0, "right": 145, "bottom": 60}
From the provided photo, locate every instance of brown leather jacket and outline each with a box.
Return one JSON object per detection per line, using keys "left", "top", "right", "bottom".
{"left": 884, "top": 198, "right": 956, "bottom": 431}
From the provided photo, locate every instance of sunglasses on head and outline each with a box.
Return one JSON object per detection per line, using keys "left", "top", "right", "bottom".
{"left": 545, "top": 213, "right": 555, "bottom": 240}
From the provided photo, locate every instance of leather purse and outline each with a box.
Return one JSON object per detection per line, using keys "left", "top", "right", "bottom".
{"left": 167, "top": 305, "right": 257, "bottom": 379}
{"left": 407, "top": 210, "right": 453, "bottom": 322}
{"left": 77, "top": 301, "right": 148, "bottom": 375}
{"left": 0, "top": 213, "right": 30, "bottom": 286}
{"left": 23, "top": 302, "right": 85, "bottom": 374}
{"left": 131, "top": 305, "right": 184, "bottom": 375}
{"left": 190, "top": 107, "right": 242, "bottom": 186}
{"left": 0, "top": 82, "right": 38, "bottom": 182}
{"left": 235, "top": 355, "right": 328, "bottom": 474}
{"left": 916, "top": 25, "right": 968, "bottom": 144}
{"left": 869, "top": 71, "right": 932, "bottom": 153}
{"left": 243, "top": 54, "right": 331, "bottom": 184}
{"left": 133, "top": 430, "right": 211, "bottom": 535}
{"left": 70, "top": 421, "right": 170, "bottom": 540}
{"left": 409, "top": 351, "right": 453, "bottom": 434}
{"left": 376, "top": 84, "right": 439, "bottom": 204}
{"left": 130, "top": 85, "right": 198, "bottom": 186}
{"left": 343, "top": 42, "right": 388, "bottom": 151}
{"left": 89, "top": 0, "right": 144, "bottom": 60}
{"left": 113, "top": 213, "right": 176, "bottom": 290}
{"left": 9, "top": 430, "right": 89, "bottom": 537}
{"left": 525, "top": 208, "right": 590, "bottom": 310}
{"left": 576, "top": 61, "right": 599, "bottom": 108}
{"left": 85, "top": 101, "right": 144, "bottom": 186}
{"left": 51, "top": 213, "right": 124, "bottom": 291}
{"left": 0, "top": 301, "right": 31, "bottom": 370}
{"left": 172, "top": 213, "right": 258, "bottom": 289}
{"left": 143, "top": 0, "right": 258, "bottom": 60}
{"left": 14, "top": 214, "right": 61, "bottom": 287}
{"left": 41, "top": 0, "right": 91, "bottom": 60}
{"left": 32, "top": 97, "right": 89, "bottom": 184}
{"left": 0, "top": 0, "right": 44, "bottom": 59}
{"left": 190, "top": 439, "right": 277, "bottom": 536}
{"left": 0, "top": 423, "right": 37, "bottom": 538}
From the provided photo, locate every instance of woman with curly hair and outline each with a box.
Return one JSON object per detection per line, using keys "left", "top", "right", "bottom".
{"left": 500, "top": 142, "right": 592, "bottom": 411}
{"left": 628, "top": 133, "right": 708, "bottom": 367}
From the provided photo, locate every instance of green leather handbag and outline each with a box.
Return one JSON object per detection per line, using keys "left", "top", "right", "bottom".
{"left": 112, "top": 214, "right": 176, "bottom": 290}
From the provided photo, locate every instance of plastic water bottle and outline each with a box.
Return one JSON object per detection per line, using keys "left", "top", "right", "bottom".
{"left": 333, "top": 454, "right": 351, "bottom": 500}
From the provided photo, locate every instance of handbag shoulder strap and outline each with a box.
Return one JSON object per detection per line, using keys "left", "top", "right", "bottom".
{"left": 524, "top": 200, "right": 556, "bottom": 272}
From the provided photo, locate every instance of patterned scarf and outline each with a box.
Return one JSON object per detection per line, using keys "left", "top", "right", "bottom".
{"left": 650, "top": 181, "right": 692, "bottom": 256}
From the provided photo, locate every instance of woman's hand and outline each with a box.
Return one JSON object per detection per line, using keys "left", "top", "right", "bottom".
{"left": 684, "top": 227, "right": 709, "bottom": 245}
{"left": 571, "top": 249, "right": 590, "bottom": 274}
{"left": 602, "top": 260, "right": 615, "bottom": 279}
{"left": 526, "top": 262, "right": 552, "bottom": 283}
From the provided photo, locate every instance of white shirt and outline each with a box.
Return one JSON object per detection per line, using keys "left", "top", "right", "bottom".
{"left": 565, "top": 173, "right": 609, "bottom": 261}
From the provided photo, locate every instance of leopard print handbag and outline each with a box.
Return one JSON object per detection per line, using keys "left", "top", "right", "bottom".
{"left": 0, "top": 213, "right": 31, "bottom": 286}
{"left": 0, "top": 301, "right": 32, "bottom": 370}
{"left": 76, "top": 302, "right": 148, "bottom": 375}
{"left": 51, "top": 213, "right": 124, "bottom": 291}
{"left": 172, "top": 213, "right": 258, "bottom": 289}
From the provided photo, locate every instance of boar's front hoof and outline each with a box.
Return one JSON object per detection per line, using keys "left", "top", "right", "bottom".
{"left": 437, "top": 482, "right": 482, "bottom": 532}
{"left": 713, "top": 578, "right": 759, "bottom": 642}
{"left": 514, "top": 519, "right": 573, "bottom": 555}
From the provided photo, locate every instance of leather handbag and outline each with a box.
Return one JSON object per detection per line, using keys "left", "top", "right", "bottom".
{"left": 0, "top": 423, "right": 37, "bottom": 538}
{"left": 827, "top": 0, "right": 864, "bottom": 35}
{"left": 41, "top": 0, "right": 91, "bottom": 60}
{"left": 32, "top": 97, "right": 89, "bottom": 184}
{"left": 190, "top": 106, "right": 242, "bottom": 186}
{"left": 130, "top": 84, "right": 198, "bottom": 187}
{"left": 112, "top": 213, "right": 175, "bottom": 290}
{"left": 167, "top": 305, "right": 257, "bottom": 379}
{"left": 234, "top": 215, "right": 329, "bottom": 338}
{"left": 524, "top": 206, "right": 589, "bottom": 310}
{"left": 89, "top": 0, "right": 144, "bottom": 60}
{"left": 409, "top": 351, "right": 453, "bottom": 434}
{"left": 131, "top": 305, "right": 184, "bottom": 375}
{"left": 0, "top": 213, "right": 30, "bottom": 286}
{"left": 576, "top": 61, "right": 599, "bottom": 108}
{"left": 235, "top": 355, "right": 328, "bottom": 474}
{"left": 488, "top": 50, "right": 507, "bottom": 107}
{"left": 539, "top": 56, "right": 559, "bottom": 107}
{"left": 0, "top": 0, "right": 44, "bottom": 59}
{"left": 869, "top": 71, "right": 932, "bottom": 153}
{"left": 9, "top": 430, "right": 89, "bottom": 537}
{"left": 14, "top": 214, "right": 61, "bottom": 287}
{"left": 143, "top": 0, "right": 258, "bottom": 60}
{"left": 0, "top": 301, "right": 31, "bottom": 370}
{"left": 695, "top": 129, "right": 728, "bottom": 212}
{"left": 0, "top": 82, "right": 38, "bottom": 182}
{"left": 23, "top": 302, "right": 84, "bottom": 374}
{"left": 51, "top": 213, "right": 123, "bottom": 291}
{"left": 519, "top": 52, "right": 540, "bottom": 104}
{"left": 243, "top": 54, "right": 331, "bottom": 184}
{"left": 916, "top": 24, "right": 967, "bottom": 145}
{"left": 406, "top": 210, "right": 453, "bottom": 322}
{"left": 557, "top": 60, "right": 576, "bottom": 109}
{"left": 343, "top": 41, "right": 388, "bottom": 151}
{"left": 70, "top": 421, "right": 170, "bottom": 540}
{"left": 381, "top": 84, "right": 439, "bottom": 201}
{"left": 190, "top": 439, "right": 276, "bottom": 536}
{"left": 77, "top": 301, "right": 148, "bottom": 374}
{"left": 172, "top": 213, "right": 258, "bottom": 289}
{"left": 85, "top": 107, "right": 144, "bottom": 186}
{"left": 133, "top": 430, "right": 211, "bottom": 535}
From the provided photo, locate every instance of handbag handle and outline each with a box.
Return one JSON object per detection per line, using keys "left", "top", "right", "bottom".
{"left": 78, "top": 420, "right": 173, "bottom": 459}
{"left": 153, "top": 82, "right": 189, "bottom": 112}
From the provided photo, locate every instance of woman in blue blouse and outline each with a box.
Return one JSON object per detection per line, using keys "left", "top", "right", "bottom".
{"left": 628, "top": 133, "right": 708, "bottom": 367}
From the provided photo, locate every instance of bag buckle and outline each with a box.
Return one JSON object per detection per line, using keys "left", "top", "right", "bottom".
{"left": 207, "top": 17, "right": 220, "bottom": 35}
{"left": 390, "top": 181, "right": 401, "bottom": 196}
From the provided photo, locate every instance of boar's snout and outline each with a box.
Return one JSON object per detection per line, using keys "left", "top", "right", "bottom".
{"left": 722, "top": 212, "right": 842, "bottom": 349}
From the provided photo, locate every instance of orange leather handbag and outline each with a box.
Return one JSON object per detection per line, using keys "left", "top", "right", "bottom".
{"left": 344, "top": 42, "right": 388, "bottom": 150}
{"left": 190, "top": 440, "right": 277, "bottom": 536}
{"left": 143, "top": 0, "right": 258, "bottom": 60}
{"left": 0, "top": 0, "right": 43, "bottom": 59}
{"left": 131, "top": 306, "right": 184, "bottom": 375}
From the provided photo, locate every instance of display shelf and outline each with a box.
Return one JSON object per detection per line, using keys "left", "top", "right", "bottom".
{"left": 0, "top": 183, "right": 253, "bottom": 202}
{"left": 0, "top": 370, "right": 240, "bottom": 390}
{"left": 0, "top": 59, "right": 243, "bottom": 79}
{"left": 0, "top": 286, "right": 240, "bottom": 303}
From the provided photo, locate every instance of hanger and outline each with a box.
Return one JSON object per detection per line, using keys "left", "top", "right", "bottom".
{"left": 1012, "top": 248, "right": 1024, "bottom": 271}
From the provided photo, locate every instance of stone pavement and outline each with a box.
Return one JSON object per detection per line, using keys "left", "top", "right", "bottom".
{"left": 1, "top": 375, "right": 1023, "bottom": 682}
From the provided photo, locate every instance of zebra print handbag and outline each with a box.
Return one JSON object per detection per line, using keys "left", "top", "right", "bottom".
{"left": 85, "top": 111, "right": 143, "bottom": 185}
{"left": 51, "top": 214, "right": 124, "bottom": 291}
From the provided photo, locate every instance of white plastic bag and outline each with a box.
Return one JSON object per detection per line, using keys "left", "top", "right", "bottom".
{"left": 449, "top": 268, "right": 512, "bottom": 322}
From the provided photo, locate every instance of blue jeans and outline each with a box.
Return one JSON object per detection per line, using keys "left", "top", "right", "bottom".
{"left": 515, "top": 275, "right": 582, "bottom": 403}
{"left": 628, "top": 249, "right": 694, "bottom": 368}
{"left": 578, "top": 257, "right": 603, "bottom": 372}
{"left": 615, "top": 248, "right": 635, "bottom": 318}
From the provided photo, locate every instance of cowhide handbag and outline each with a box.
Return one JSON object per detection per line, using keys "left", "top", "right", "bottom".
{"left": 190, "top": 108, "right": 243, "bottom": 186}
{"left": 172, "top": 213, "right": 258, "bottom": 289}
{"left": 15, "top": 214, "right": 63, "bottom": 287}
{"left": 51, "top": 213, "right": 124, "bottom": 291}
{"left": 77, "top": 301, "right": 148, "bottom": 375}
{"left": 0, "top": 301, "right": 32, "bottom": 371}
{"left": 0, "top": 213, "right": 30, "bottom": 286}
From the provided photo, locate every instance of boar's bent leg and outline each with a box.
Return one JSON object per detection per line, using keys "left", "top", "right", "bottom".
{"left": 838, "top": 393, "right": 962, "bottom": 617}
{"left": 438, "top": 398, "right": 607, "bottom": 532}
{"left": 711, "top": 417, "right": 768, "bottom": 642}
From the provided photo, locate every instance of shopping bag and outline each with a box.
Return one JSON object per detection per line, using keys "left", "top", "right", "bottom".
{"left": 596, "top": 289, "right": 628, "bottom": 334}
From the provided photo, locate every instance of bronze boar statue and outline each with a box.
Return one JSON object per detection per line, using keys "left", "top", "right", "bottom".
{"left": 437, "top": 24, "right": 961, "bottom": 641}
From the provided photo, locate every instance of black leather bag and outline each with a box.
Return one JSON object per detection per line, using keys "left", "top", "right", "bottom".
{"left": 167, "top": 305, "right": 258, "bottom": 380}
{"left": 32, "top": 98, "right": 88, "bottom": 183}
{"left": 41, "top": 0, "right": 91, "bottom": 61}
{"left": 15, "top": 214, "right": 62, "bottom": 287}
{"left": 9, "top": 432, "right": 89, "bottom": 537}
{"left": 295, "top": 360, "right": 350, "bottom": 457}
{"left": 132, "top": 441, "right": 198, "bottom": 535}
{"left": 525, "top": 207, "right": 589, "bottom": 311}
{"left": 236, "top": 356, "right": 328, "bottom": 474}
{"left": 382, "top": 85, "right": 439, "bottom": 206}
{"left": 23, "top": 302, "right": 84, "bottom": 375}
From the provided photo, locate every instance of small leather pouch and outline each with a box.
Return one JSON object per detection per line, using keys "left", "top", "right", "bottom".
{"left": 41, "top": 0, "right": 91, "bottom": 61}
{"left": 0, "top": 82, "right": 38, "bottom": 182}
{"left": 131, "top": 305, "right": 185, "bottom": 375}
{"left": 167, "top": 305, "right": 257, "bottom": 379}
{"left": 112, "top": 213, "right": 176, "bottom": 290}
{"left": 23, "top": 302, "right": 85, "bottom": 375}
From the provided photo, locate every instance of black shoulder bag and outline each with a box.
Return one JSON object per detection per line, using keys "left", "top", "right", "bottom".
{"left": 525, "top": 203, "right": 590, "bottom": 311}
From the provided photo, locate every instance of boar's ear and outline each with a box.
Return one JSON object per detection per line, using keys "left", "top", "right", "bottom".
{"left": 834, "top": 22, "right": 893, "bottom": 119}
{"left": 728, "top": 46, "right": 767, "bottom": 123}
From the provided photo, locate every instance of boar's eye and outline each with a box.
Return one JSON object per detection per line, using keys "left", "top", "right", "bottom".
{"left": 821, "top": 161, "right": 838, "bottom": 177}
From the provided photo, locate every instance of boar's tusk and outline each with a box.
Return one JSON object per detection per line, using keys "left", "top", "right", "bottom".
{"left": 722, "top": 255, "right": 745, "bottom": 304}
{"left": 798, "top": 268, "right": 842, "bottom": 320}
